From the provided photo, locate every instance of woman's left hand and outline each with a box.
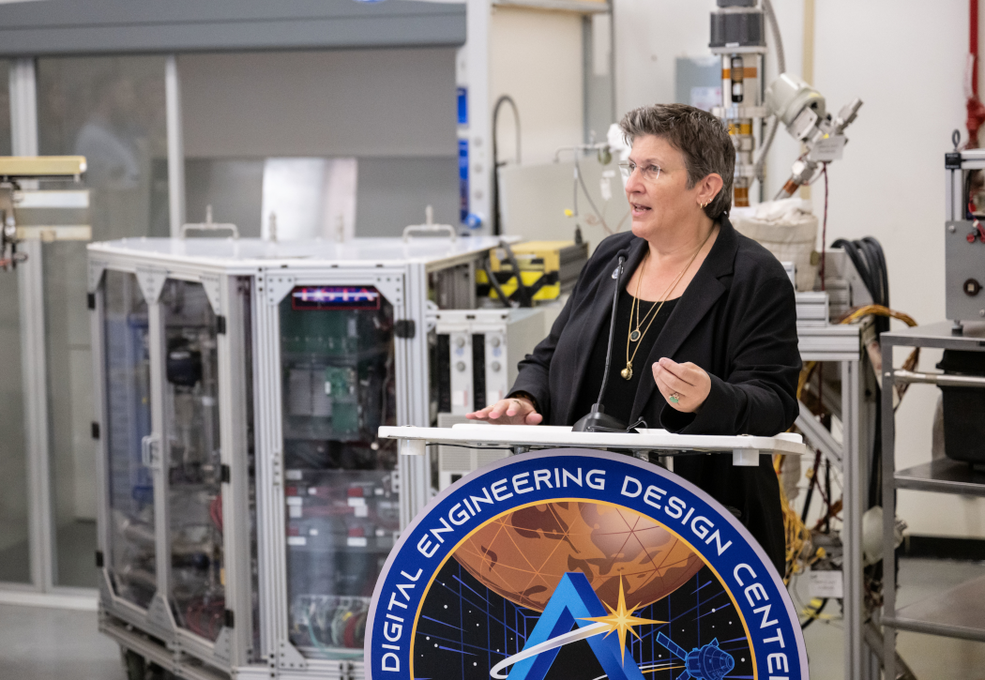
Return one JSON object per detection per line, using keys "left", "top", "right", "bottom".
{"left": 652, "top": 357, "right": 711, "bottom": 414}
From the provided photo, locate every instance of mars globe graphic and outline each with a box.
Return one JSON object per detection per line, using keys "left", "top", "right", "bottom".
{"left": 453, "top": 500, "right": 704, "bottom": 612}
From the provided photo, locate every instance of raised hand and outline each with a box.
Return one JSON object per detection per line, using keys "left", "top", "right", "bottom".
{"left": 652, "top": 357, "right": 711, "bottom": 414}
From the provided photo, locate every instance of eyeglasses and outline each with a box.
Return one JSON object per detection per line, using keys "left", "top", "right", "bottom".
{"left": 618, "top": 161, "right": 661, "bottom": 183}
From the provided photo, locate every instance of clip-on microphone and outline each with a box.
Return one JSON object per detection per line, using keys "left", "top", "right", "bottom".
{"left": 573, "top": 254, "right": 632, "bottom": 433}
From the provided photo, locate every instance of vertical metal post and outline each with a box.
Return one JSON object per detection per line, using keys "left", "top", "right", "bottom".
{"left": 581, "top": 17, "right": 591, "bottom": 145}
{"left": 399, "top": 263, "right": 430, "bottom": 526}
{"left": 842, "top": 360, "right": 863, "bottom": 680}
{"left": 251, "top": 274, "right": 277, "bottom": 661}
{"left": 10, "top": 57, "right": 55, "bottom": 592}
{"left": 165, "top": 55, "right": 186, "bottom": 238}
{"left": 147, "top": 299, "right": 171, "bottom": 605}
{"left": 218, "top": 275, "right": 251, "bottom": 665}
{"left": 881, "top": 341, "right": 898, "bottom": 680}
{"left": 464, "top": 0, "right": 491, "bottom": 232}
{"left": 89, "top": 272, "right": 112, "bottom": 599}
{"left": 607, "top": 10, "right": 615, "bottom": 124}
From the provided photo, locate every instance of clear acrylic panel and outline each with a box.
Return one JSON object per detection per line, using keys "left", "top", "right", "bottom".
{"left": 37, "top": 55, "right": 168, "bottom": 588}
{"left": 0, "top": 58, "right": 30, "bottom": 585}
{"left": 102, "top": 270, "right": 155, "bottom": 608}
{"left": 160, "top": 279, "right": 225, "bottom": 642}
{"left": 279, "top": 285, "right": 398, "bottom": 659}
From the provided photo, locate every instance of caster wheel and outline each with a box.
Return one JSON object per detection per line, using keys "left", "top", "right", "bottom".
{"left": 122, "top": 649, "right": 146, "bottom": 680}
{"left": 147, "top": 662, "right": 178, "bottom": 680}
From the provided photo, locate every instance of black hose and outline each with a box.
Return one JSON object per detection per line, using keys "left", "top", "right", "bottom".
{"left": 800, "top": 449, "right": 823, "bottom": 524}
{"left": 801, "top": 597, "right": 828, "bottom": 630}
{"left": 831, "top": 237, "right": 889, "bottom": 335}
{"left": 483, "top": 257, "right": 513, "bottom": 309}
{"left": 831, "top": 237, "right": 890, "bottom": 510}
{"left": 500, "top": 241, "right": 534, "bottom": 308}
{"left": 824, "top": 459, "right": 831, "bottom": 533}
{"left": 491, "top": 95, "right": 521, "bottom": 236}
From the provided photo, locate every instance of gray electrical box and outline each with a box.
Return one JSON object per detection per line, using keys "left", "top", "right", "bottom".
{"left": 944, "top": 149, "right": 985, "bottom": 327}
{"left": 430, "top": 307, "right": 548, "bottom": 415}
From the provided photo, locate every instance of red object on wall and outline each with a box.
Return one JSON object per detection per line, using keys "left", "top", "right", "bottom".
{"left": 968, "top": 0, "right": 985, "bottom": 147}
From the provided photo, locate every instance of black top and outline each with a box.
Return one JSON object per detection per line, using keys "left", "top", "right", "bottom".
{"left": 571, "top": 290, "right": 679, "bottom": 427}
{"left": 509, "top": 218, "right": 801, "bottom": 572}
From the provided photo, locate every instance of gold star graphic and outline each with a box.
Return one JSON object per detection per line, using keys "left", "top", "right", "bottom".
{"left": 580, "top": 576, "right": 665, "bottom": 663}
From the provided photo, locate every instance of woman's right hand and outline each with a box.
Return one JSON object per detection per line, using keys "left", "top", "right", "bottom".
{"left": 465, "top": 396, "right": 543, "bottom": 425}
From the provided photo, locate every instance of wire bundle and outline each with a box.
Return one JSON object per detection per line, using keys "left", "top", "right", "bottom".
{"left": 830, "top": 237, "right": 890, "bottom": 335}
{"left": 184, "top": 598, "right": 226, "bottom": 640}
{"left": 209, "top": 493, "right": 223, "bottom": 532}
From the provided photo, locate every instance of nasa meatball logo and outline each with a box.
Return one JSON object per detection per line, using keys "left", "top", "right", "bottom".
{"left": 366, "top": 450, "right": 807, "bottom": 680}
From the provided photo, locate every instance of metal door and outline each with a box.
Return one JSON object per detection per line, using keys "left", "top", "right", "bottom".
{"left": 96, "top": 269, "right": 157, "bottom": 612}
{"left": 252, "top": 270, "right": 408, "bottom": 671}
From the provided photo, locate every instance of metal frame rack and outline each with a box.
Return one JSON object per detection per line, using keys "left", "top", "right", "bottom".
{"left": 791, "top": 246, "right": 886, "bottom": 680}
{"left": 795, "top": 316, "right": 875, "bottom": 680}
{"left": 87, "top": 235, "right": 506, "bottom": 680}
{"left": 880, "top": 321, "right": 985, "bottom": 680}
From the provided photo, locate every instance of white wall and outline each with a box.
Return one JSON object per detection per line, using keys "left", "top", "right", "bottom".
{"left": 810, "top": 0, "right": 970, "bottom": 536}
{"left": 614, "top": 0, "right": 982, "bottom": 537}
{"left": 489, "top": 7, "right": 585, "bottom": 166}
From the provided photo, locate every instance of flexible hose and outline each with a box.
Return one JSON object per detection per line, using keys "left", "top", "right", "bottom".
{"left": 753, "top": 0, "right": 787, "bottom": 185}
{"left": 491, "top": 94, "right": 521, "bottom": 236}
{"left": 483, "top": 257, "right": 514, "bottom": 309}
{"left": 762, "top": 0, "right": 786, "bottom": 74}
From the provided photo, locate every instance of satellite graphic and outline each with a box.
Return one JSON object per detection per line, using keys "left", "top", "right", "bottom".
{"left": 412, "top": 501, "right": 751, "bottom": 680}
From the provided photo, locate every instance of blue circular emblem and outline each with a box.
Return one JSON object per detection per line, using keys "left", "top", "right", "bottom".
{"left": 366, "top": 449, "right": 807, "bottom": 679}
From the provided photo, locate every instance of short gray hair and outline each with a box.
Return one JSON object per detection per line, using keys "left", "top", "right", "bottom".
{"left": 618, "top": 103, "right": 734, "bottom": 219}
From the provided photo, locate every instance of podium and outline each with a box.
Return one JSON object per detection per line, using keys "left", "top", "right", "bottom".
{"left": 368, "top": 425, "right": 810, "bottom": 680}
{"left": 380, "top": 423, "right": 808, "bottom": 466}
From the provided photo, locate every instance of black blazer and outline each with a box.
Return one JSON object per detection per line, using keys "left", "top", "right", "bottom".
{"left": 510, "top": 217, "right": 801, "bottom": 570}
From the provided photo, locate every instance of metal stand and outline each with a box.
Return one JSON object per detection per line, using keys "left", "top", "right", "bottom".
{"left": 881, "top": 321, "right": 985, "bottom": 680}
{"left": 795, "top": 323, "right": 874, "bottom": 680}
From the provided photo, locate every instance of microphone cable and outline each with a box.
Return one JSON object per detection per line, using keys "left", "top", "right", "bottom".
{"left": 594, "top": 255, "right": 626, "bottom": 412}
{"left": 571, "top": 252, "right": 631, "bottom": 432}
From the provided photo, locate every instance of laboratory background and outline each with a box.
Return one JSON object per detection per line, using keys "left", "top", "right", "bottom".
{"left": 0, "top": 1, "right": 981, "bottom": 679}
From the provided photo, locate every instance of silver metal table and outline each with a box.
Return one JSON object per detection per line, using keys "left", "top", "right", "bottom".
{"left": 880, "top": 321, "right": 985, "bottom": 678}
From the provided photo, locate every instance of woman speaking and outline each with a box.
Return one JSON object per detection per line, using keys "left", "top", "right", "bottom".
{"left": 466, "top": 103, "right": 801, "bottom": 570}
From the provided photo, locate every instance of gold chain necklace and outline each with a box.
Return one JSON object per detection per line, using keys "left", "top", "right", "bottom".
{"left": 621, "top": 230, "right": 713, "bottom": 380}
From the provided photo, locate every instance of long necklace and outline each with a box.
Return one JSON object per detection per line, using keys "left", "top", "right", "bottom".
{"left": 620, "top": 231, "right": 713, "bottom": 380}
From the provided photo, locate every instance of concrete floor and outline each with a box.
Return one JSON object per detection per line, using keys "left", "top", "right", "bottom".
{"left": 793, "top": 557, "right": 985, "bottom": 680}
{"left": 0, "top": 558, "right": 983, "bottom": 679}
{"left": 0, "top": 603, "right": 126, "bottom": 680}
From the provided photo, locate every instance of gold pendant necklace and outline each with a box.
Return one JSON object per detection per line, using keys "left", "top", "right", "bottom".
{"left": 622, "top": 229, "right": 713, "bottom": 380}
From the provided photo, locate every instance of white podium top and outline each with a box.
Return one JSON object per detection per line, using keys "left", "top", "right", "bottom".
{"left": 378, "top": 424, "right": 807, "bottom": 467}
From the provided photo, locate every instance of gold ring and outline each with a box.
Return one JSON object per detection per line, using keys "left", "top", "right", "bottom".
{"left": 669, "top": 392, "right": 681, "bottom": 404}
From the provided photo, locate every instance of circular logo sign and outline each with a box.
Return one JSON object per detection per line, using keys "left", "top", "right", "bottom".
{"left": 366, "top": 449, "right": 806, "bottom": 680}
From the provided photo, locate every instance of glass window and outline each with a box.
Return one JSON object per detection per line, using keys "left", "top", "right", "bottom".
{"left": 0, "top": 59, "right": 30, "bottom": 584}
{"left": 279, "top": 285, "right": 398, "bottom": 659}
{"left": 38, "top": 55, "right": 169, "bottom": 588}
{"left": 102, "top": 269, "right": 155, "bottom": 609}
{"left": 160, "top": 279, "right": 225, "bottom": 641}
